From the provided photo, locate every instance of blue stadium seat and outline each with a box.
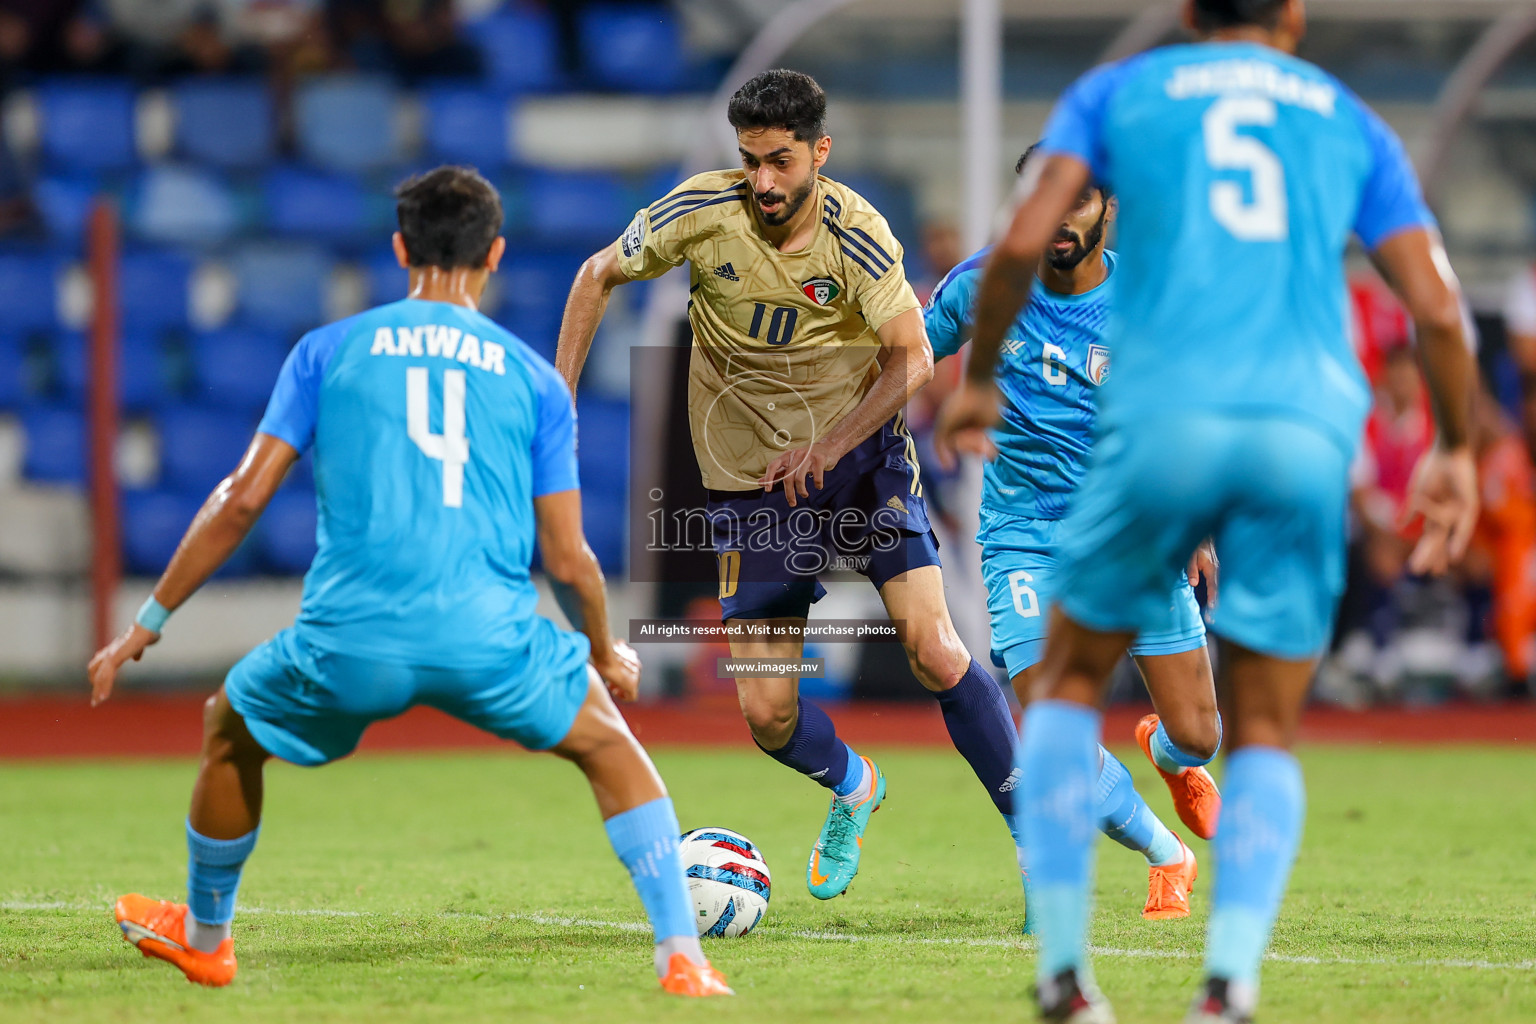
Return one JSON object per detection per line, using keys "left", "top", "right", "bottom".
{"left": 579, "top": 4, "right": 686, "bottom": 93}
{"left": 37, "top": 79, "right": 137, "bottom": 172}
{"left": 130, "top": 165, "right": 239, "bottom": 246}
{"left": 469, "top": 9, "right": 561, "bottom": 94}
{"left": 122, "top": 490, "right": 198, "bottom": 574}
{"left": 363, "top": 248, "right": 408, "bottom": 308}
{"left": 422, "top": 85, "right": 512, "bottom": 168}
{"left": 0, "top": 334, "right": 26, "bottom": 407}
{"left": 55, "top": 331, "right": 172, "bottom": 413}
{"left": 231, "top": 243, "right": 334, "bottom": 334}
{"left": 189, "top": 329, "right": 290, "bottom": 411}
{"left": 494, "top": 247, "right": 588, "bottom": 358}
{"left": 581, "top": 486, "right": 626, "bottom": 572}
{"left": 257, "top": 487, "right": 318, "bottom": 575}
{"left": 524, "top": 170, "right": 632, "bottom": 240}
{"left": 575, "top": 396, "right": 630, "bottom": 484}
{"left": 263, "top": 166, "right": 374, "bottom": 244}
{"left": 20, "top": 404, "right": 85, "bottom": 484}
{"left": 172, "top": 78, "right": 275, "bottom": 168}
{"left": 294, "top": 76, "right": 402, "bottom": 174}
{"left": 0, "top": 252, "right": 59, "bottom": 333}
{"left": 155, "top": 405, "right": 255, "bottom": 493}
{"left": 120, "top": 249, "right": 193, "bottom": 334}
{"left": 122, "top": 489, "right": 259, "bottom": 577}
{"left": 33, "top": 175, "right": 100, "bottom": 242}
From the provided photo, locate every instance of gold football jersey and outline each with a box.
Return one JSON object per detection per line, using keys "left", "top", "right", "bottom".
{"left": 615, "top": 170, "right": 920, "bottom": 490}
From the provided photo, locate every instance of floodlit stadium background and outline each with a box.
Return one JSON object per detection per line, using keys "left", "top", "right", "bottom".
{"left": 2, "top": 0, "right": 1536, "bottom": 718}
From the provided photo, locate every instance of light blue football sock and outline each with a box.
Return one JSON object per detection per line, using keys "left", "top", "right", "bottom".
{"left": 603, "top": 798, "right": 697, "bottom": 944}
{"left": 1204, "top": 747, "right": 1305, "bottom": 987}
{"left": 185, "top": 821, "right": 259, "bottom": 951}
{"left": 1003, "top": 812, "right": 1035, "bottom": 935}
{"left": 831, "top": 742, "right": 868, "bottom": 803}
{"left": 1017, "top": 700, "right": 1100, "bottom": 982}
{"left": 1098, "top": 747, "right": 1183, "bottom": 866}
{"left": 1150, "top": 716, "right": 1220, "bottom": 774}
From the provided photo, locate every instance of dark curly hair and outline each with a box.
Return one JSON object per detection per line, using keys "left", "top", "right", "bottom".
{"left": 394, "top": 166, "right": 503, "bottom": 270}
{"left": 1015, "top": 143, "right": 1113, "bottom": 201}
{"left": 727, "top": 69, "right": 827, "bottom": 143}
{"left": 1192, "top": 0, "right": 1286, "bottom": 30}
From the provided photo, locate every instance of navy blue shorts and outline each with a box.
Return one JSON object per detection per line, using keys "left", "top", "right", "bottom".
{"left": 708, "top": 417, "right": 941, "bottom": 621}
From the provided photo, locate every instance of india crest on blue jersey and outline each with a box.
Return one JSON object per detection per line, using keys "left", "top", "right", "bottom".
{"left": 1087, "top": 344, "right": 1110, "bottom": 386}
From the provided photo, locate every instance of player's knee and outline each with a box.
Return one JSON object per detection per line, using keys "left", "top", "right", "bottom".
{"left": 902, "top": 624, "right": 967, "bottom": 691}
{"left": 201, "top": 691, "right": 264, "bottom": 763}
{"left": 739, "top": 693, "right": 796, "bottom": 748}
{"left": 1162, "top": 708, "right": 1221, "bottom": 762}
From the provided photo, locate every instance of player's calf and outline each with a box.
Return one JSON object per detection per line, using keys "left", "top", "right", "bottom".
{"left": 556, "top": 676, "right": 732, "bottom": 994}
{"left": 888, "top": 581, "right": 1021, "bottom": 826}
{"left": 1135, "top": 713, "right": 1222, "bottom": 841}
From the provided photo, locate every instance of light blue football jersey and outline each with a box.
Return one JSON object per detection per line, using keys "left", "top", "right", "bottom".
{"left": 1039, "top": 41, "right": 1436, "bottom": 452}
{"left": 257, "top": 298, "right": 581, "bottom": 669}
{"left": 925, "top": 249, "right": 1116, "bottom": 519}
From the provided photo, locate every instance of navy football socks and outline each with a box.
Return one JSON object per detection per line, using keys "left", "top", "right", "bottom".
{"left": 934, "top": 659, "right": 1019, "bottom": 816}
{"left": 758, "top": 696, "right": 856, "bottom": 791}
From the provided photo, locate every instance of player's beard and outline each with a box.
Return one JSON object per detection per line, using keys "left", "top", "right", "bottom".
{"left": 755, "top": 173, "right": 816, "bottom": 227}
{"left": 1044, "top": 204, "right": 1108, "bottom": 271}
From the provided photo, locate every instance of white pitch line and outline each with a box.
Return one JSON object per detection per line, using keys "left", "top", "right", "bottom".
{"left": 5, "top": 901, "right": 1533, "bottom": 973}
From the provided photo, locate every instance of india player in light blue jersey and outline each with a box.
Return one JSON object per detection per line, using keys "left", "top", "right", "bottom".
{"left": 927, "top": 146, "right": 1224, "bottom": 928}
{"left": 936, "top": 2, "right": 1478, "bottom": 1021}
{"left": 88, "top": 167, "right": 732, "bottom": 998}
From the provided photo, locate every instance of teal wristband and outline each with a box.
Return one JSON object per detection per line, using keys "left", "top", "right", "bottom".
{"left": 135, "top": 596, "right": 171, "bottom": 634}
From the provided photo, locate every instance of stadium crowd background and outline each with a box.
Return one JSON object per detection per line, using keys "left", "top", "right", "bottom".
{"left": 1, "top": 0, "right": 1535, "bottom": 706}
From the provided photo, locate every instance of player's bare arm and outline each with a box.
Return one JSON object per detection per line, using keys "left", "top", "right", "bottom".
{"left": 1370, "top": 226, "right": 1479, "bottom": 574}
{"left": 555, "top": 244, "right": 631, "bottom": 394}
{"left": 758, "top": 306, "right": 934, "bottom": 506}
{"left": 535, "top": 488, "right": 640, "bottom": 701}
{"left": 88, "top": 433, "right": 298, "bottom": 705}
{"left": 932, "top": 153, "right": 1091, "bottom": 465}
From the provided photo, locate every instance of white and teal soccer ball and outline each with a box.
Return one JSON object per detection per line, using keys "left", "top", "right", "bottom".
{"left": 678, "top": 826, "right": 771, "bottom": 937}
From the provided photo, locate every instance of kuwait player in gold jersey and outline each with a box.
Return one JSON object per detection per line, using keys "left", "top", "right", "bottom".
{"left": 557, "top": 70, "right": 1021, "bottom": 901}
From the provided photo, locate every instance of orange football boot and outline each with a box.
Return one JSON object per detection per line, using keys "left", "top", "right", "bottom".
{"left": 658, "top": 953, "right": 734, "bottom": 996}
{"left": 1142, "top": 834, "right": 1198, "bottom": 920}
{"left": 1135, "top": 713, "right": 1221, "bottom": 840}
{"left": 114, "top": 894, "right": 237, "bottom": 987}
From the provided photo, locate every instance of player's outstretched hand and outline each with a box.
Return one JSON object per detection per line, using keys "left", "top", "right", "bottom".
{"left": 1187, "top": 540, "right": 1219, "bottom": 608}
{"left": 87, "top": 624, "right": 159, "bottom": 707}
{"left": 594, "top": 639, "right": 642, "bottom": 702}
{"left": 759, "top": 441, "right": 840, "bottom": 508}
{"left": 1402, "top": 445, "right": 1479, "bottom": 576}
{"left": 932, "top": 381, "right": 1000, "bottom": 471}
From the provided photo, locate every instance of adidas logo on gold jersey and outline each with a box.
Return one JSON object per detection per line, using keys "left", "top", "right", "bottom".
{"left": 713, "top": 262, "right": 740, "bottom": 282}
{"left": 886, "top": 495, "right": 909, "bottom": 514}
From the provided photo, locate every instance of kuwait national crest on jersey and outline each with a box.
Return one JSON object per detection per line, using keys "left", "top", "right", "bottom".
{"left": 1087, "top": 344, "right": 1110, "bottom": 386}
{"left": 801, "top": 277, "right": 840, "bottom": 305}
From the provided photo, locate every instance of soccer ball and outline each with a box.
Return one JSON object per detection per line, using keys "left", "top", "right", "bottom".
{"left": 678, "top": 826, "right": 771, "bottom": 937}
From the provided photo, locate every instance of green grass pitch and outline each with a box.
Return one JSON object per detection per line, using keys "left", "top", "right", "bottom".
{"left": 4, "top": 745, "right": 1535, "bottom": 1022}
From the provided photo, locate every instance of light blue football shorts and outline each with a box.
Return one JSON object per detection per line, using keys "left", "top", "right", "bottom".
{"left": 978, "top": 506, "right": 1206, "bottom": 679}
{"left": 1057, "top": 413, "right": 1351, "bottom": 661}
{"left": 225, "top": 620, "right": 591, "bottom": 767}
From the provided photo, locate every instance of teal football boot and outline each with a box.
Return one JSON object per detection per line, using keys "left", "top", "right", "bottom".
{"left": 806, "top": 757, "right": 886, "bottom": 900}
